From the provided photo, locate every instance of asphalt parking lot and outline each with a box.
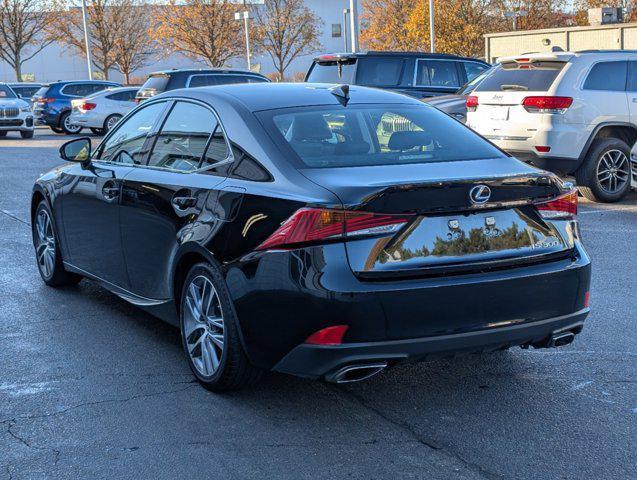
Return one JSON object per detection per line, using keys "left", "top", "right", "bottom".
{"left": 0, "top": 129, "right": 635, "bottom": 480}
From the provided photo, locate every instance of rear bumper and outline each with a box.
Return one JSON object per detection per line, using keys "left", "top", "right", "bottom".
{"left": 274, "top": 308, "right": 589, "bottom": 379}
{"left": 507, "top": 150, "right": 581, "bottom": 175}
{"left": 69, "top": 111, "right": 105, "bottom": 129}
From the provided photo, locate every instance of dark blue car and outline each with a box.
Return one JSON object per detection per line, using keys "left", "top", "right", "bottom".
{"left": 32, "top": 80, "right": 121, "bottom": 134}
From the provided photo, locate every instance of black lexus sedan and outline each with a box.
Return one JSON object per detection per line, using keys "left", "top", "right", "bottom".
{"left": 31, "top": 83, "right": 591, "bottom": 390}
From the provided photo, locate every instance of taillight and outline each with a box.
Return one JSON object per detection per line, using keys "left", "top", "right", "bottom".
{"left": 80, "top": 102, "right": 97, "bottom": 111}
{"left": 466, "top": 95, "right": 478, "bottom": 112}
{"left": 41, "top": 97, "right": 55, "bottom": 104}
{"left": 522, "top": 96, "right": 572, "bottom": 113}
{"left": 256, "top": 208, "right": 412, "bottom": 251}
{"left": 305, "top": 325, "right": 349, "bottom": 345}
{"left": 535, "top": 190, "right": 578, "bottom": 219}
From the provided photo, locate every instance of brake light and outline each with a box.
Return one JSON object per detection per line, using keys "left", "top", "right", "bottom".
{"left": 305, "top": 325, "right": 349, "bottom": 345}
{"left": 80, "top": 102, "right": 96, "bottom": 111}
{"left": 466, "top": 95, "right": 478, "bottom": 112}
{"left": 41, "top": 97, "right": 55, "bottom": 104}
{"left": 522, "top": 96, "right": 572, "bottom": 113}
{"left": 535, "top": 190, "right": 578, "bottom": 219}
{"left": 256, "top": 208, "right": 412, "bottom": 251}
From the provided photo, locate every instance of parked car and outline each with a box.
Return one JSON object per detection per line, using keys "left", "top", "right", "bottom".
{"left": 8, "top": 82, "right": 42, "bottom": 108}
{"left": 0, "top": 83, "right": 34, "bottom": 139}
{"left": 32, "top": 80, "right": 121, "bottom": 134}
{"left": 466, "top": 50, "right": 637, "bottom": 203}
{"left": 305, "top": 51, "right": 490, "bottom": 99}
{"left": 32, "top": 83, "right": 591, "bottom": 391}
{"left": 135, "top": 68, "right": 269, "bottom": 102}
{"left": 69, "top": 86, "right": 139, "bottom": 136}
{"left": 424, "top": 65, "right": 497, "bottom": 122}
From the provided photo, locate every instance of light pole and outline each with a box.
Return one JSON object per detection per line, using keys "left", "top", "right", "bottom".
{"left": 81, "top": 0, "right": 93, "bottom": 80}
{"left": 235, "top": 11, "right": 251, "bottom": 70}
{"left": 342, "top": 8, "right": 350, "bottom": 52}
{"left": 504, "top": 10, "right": 527, "bottom": 31}
{"left": 349, "top": 0, "right": 358, "bottom": 52}
{"left": 428, "top": 0, "right": 435, "bottom": 53}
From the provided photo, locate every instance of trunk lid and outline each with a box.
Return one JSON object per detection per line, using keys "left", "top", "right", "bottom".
{"left": 300, "top": 159, "right": 573, "bottom": 278}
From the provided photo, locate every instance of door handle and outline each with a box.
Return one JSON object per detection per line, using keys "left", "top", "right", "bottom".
{"left": 632, "top": 97, "right": 637, "bottom": 103}
{"left": 172, "top": 194, "right": 197, "bottom": 210}
{"left": 102, "top": 183, "right": 119, "bottom": 200}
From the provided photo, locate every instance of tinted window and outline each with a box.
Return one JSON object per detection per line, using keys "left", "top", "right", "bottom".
{"left": 188, "top": 74, "right": 268, "bottom": 87}
{"left": 457, "top": 66, "right": 496, "bottom": 95}
{"left": 627, "top": 61, "right": 637, "bottom": 92}
{"left": 357, "top": 57, "right": 404, "bottom": 86}
{"left": 11, "top": 86, "right": 39, "bottom": 98}
{"left": 106, "top": 90, "right": 137, "bottom": 101}
{"left": 97, "top": 102, "right": 165, "bottom": 163}
{"left": 0, "top": 85, "right": 16, "bottom": 98}
{"left": 140, "top": 74, "right": 169, "bottom": 93}
{"left": 476, "top": 61, "right": 565, "bottom": 92}
{"left": 34, "top": 85, "right": 50, "bottom": 98}
{"left": 463, "top": 62, "right": 489, "bottom": 82}
{"left": 148, "top": 102, "right": 216, "bottom": 171}
{"left": 306, "top": 60, "right": 356, "bottom": 83}
{"left": 262, "top": 104, "right": 504, "bottom": 168}
{"left": 584, "top": 61, "right": 627, "bottom": 91}
{"left": 202, "top": 123, "right": 230, "bottom": 167}
{"left": 62, "top": 83, "right": 97, "bottom": 97}
{"left": 416, "top": 60, "right": 460, "bottom": 88}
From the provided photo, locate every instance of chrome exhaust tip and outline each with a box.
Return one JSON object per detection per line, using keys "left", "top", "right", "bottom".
{"left": 549, "top": 331, "right": 575, "bottom": 348}
{"left": 325, "top": 362, "right": 388, "bottom": 384}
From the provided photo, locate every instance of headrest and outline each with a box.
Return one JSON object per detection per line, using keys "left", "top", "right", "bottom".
{"left": 292, "top": 114, "right": 332, "bottom": 142}
{"left": 388, "top": 131, "right": 432, "bottom": 151}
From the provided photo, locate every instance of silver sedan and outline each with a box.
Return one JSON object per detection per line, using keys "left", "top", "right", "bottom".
{"left": 69, "top": 86, "right": 139, "bottom": 135}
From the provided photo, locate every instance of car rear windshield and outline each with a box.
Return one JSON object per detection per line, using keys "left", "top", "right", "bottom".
{"left": 475, "top": 61, "right": 565, "bottom": 92}
{"left": 0, "top": 85, "right": 16, "bottom": 98}
{"left": 140, "top": 74, "right": 169, "bottom": 93}
{"left": 306, "top": 59, "right": 356, "bottom": 83}
{"left": 259, "top": 104, "right": 505, "bottom": 169}
{"left": 33, "top": 85, "right": 51, "bottom": 98}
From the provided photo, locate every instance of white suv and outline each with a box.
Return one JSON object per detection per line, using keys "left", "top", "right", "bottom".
{"left": 0, "top": 83, "right": 34, "bottom": 139}
{"left": 466, "top": 50, "right": 636, "bottom": 202}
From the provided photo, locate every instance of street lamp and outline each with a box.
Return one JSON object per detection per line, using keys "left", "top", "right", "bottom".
{"left": 80, "top": 0, "right": 93, "bottom": 80}
{"left": 504, "top": 10, "right": 527, "bottom": 31}
{"left": 342, "top": 8, "right": 350, "bottom": 52}
{"left": 349, "top": 0, "right": 359, "bottom": 52}
{"left": 234, "top": 10, "right": 252, "bottom": 70}
{"left": 428, "top": 0, "right": 435, "bottom": 53}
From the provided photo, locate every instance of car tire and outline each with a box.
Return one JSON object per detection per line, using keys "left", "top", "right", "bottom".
{"left": 576, "top": 138, "right": 632, "bottom": 203}
{"left": 20, "top": 130, "right": 34, "bottom": 139}
{"left": 60, "top": 112, "right": 82, "bottom": 135}
{"left": 32, "top": 201, "right": 82, "bottom": 287}
{"left": 90, "top": 128, "right": 104, "bottom": 136}
{"left": 102, "top": 114, "right": 122, "bottom": 134}
{"left": 179, "top": 261, "right": 262, "bottom": 391}
{"left": 50, "top": 127, "right": 64, "bottom": 134}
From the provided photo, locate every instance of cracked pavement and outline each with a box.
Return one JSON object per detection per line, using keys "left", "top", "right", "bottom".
{"left": 1, "top": 130, "right": 636, "bottom": 479}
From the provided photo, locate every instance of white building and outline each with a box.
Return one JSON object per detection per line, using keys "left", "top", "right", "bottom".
{"left": 0, "top": 0, "right": 360, "bottom": 84}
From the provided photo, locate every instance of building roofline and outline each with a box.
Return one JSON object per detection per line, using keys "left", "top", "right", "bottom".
{"left": 484, "top": 20, "right": 637, "bottom": 38}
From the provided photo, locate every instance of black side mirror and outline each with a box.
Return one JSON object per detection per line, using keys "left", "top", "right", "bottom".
{"left": 60, "top": 137, "right": 92, "bottom": 164}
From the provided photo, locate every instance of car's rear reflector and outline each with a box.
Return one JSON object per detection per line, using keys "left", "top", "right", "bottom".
{"left": 466, "top": 95, "right": 478, "bottom": 111}
{"left": 522, "top": 96, "right": 572, "bottom": 113}
{"left": 535, "top": 146, "right": 551, "bottom": 153}
{"left": 305, "top": 325, "right": 349, "bottom": 345}
{"left": 535, "top": 190, "right": 578, "bottom": 219}
{"left": 256, "top": 208, "right": 412, "bottom": 251}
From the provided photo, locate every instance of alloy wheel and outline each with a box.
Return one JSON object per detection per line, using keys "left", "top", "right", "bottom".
{"left": 183, "top": 275, "right": 225, "bottom": 377}
{"left": 35, "top": 209, "right": 56, "bottom": 279}
{"left": 106, "top": 116, "right": 121, "bottom": 131}
{"left": 597, "top": 149, "right": 630, "bottom": 194}
{"left": 63, "top": 114, "right": 82, "bottom": 134}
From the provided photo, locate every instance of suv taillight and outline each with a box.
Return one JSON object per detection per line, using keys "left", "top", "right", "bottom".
{"left": 535, "top": 190, "right": 578, "bottom": 219}
{"left": 522, "top": 96, "right": 572, "bottom": 113}
{"left": 256, "top": 208, "right": 413, "bottom": 251}
{"left": 466, "top": 95, "right": 478, "bottom": 112}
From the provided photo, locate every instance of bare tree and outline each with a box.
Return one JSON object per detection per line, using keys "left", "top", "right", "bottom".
{"left": 253, "top": 0, "right": 321, "bottom": 81}
{"left": 0, "top": 0, "right": 58, "bottom": 81}
{"left": 52, "top": 0, "right": 143, "bottom": 80}
{"left": 150, "top": 0, "right": 243, "bottom": 67}
{"left": 113, "top": 14, "right": 155, "bottom": 84}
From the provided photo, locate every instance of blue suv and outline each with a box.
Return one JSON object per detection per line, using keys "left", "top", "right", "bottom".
{"left": 32, "top": 80, "right": 121, "bottom": 134}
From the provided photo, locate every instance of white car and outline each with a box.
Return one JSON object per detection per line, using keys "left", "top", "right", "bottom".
{"left": 69, "top": 86, "right": 139, "bottom": 135}
{"left": 466, "top": 50, "right": 635, "bottom": 202}
{"left": 0, "top": 83, "right": 35, "bottom": 139}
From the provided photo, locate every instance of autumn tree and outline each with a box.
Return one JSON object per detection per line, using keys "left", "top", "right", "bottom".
{"left": 0, "top": 0, "right": 58, "bottom": 81}
{"left": 253, "top": 0, "right": 321, "bottom": 81}
{"left": 113, "top": 14, "right": 155, "bottom": 84}
{"left": 151, "top": 0, "right": 242, "bottom": 67}
{"left": 52, "top": 0, "right": 148, "bottom": 80}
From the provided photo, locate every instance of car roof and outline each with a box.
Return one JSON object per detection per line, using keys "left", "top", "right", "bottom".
{"left": 7, "top": 82, "right": 41, "bottom": 86}
{"left": 45, "top": 80, "right": 120, "bottom": 86}
{"left": 314, "top": 51, "right": 488, "bottom": 64}
{"left": 148, "top": 68, "right": 267, "bottom": 78}
{"left": 158, "top": 82, "right": 424, "bottom": 112}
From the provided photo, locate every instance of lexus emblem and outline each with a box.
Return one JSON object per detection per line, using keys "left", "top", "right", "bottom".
{"left": 469, "top": 185, "right": 491, "bottom": 204}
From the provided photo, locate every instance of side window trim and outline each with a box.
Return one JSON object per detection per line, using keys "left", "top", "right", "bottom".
{"left": 92, "top": 100, "right": 172, "bottom": 165}
{"left": 143, "top": 98, "right": 234, "bottom": 173}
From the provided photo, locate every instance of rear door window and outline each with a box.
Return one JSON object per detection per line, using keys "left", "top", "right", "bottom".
{"left": 188, "top": 74, "right": 268, "bottom": 87}
{"left": 475, "top": 61, "right": 565, "bottom": 92}
{"left": 356, "top": 57, "right": 404, "bottom": 86}
{"left": 140, "top": 75, "right": 170, "bottom": 93}
{"left": 416, "top": 60, "right": 461, "bottom": 88}
{"left": 463, "top": 62, "right": 489, "bottom": 82}
{"left": 147, "top": 101, "right": 217, "bottom": 171}
{"left": 583, "top": 61, "right": 627, "bottom": 91}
